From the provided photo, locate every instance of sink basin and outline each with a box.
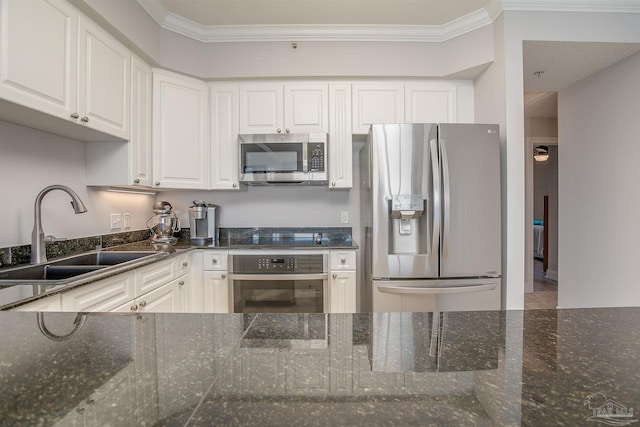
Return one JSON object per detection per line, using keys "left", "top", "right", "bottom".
{"left": 0, "top": 251, "right": 157, "bottom": 284}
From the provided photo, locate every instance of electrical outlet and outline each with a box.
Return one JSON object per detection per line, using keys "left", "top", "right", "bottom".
{"left": 123, "top": 213, "right": 131, "bottom": 228}
{"left": 110, "top": 213, "right": 122, "bottom": 230}
{"left": 340, "top": 211, "right": 349, "bottom": 224}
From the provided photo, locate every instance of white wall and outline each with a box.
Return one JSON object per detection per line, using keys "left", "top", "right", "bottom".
{"left": 558, "top": 52, "right": 640, "bottom": 308}
{"left": 0, "top": 120, "right": 154, "bottom": 248}
{"left": 498, "top": 10, "right": 640, "bottom": 309}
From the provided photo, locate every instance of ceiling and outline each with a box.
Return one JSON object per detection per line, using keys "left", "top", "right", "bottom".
{"left": 154, "top": 0, "right": 489, "bottom": 26}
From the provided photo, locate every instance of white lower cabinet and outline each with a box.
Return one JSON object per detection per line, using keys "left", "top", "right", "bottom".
{"left": 61, "top": 272, "right": 135, "bottom": 312}
{"left": 328, "top": 250, "right": 357, "bottom": 313}
{"left": 201, "top": 249, "right": 230, "bottom": 313}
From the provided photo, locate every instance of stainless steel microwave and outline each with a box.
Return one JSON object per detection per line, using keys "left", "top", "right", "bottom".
{"left": 238, "top": 133, "right": 328, "bottom": 185}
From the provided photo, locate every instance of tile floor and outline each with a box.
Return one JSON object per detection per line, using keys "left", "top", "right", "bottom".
{"left": 524, "top": 259, "right": 558, "bottom": 310}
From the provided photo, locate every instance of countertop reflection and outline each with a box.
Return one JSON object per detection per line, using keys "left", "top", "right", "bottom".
{"left": 1, "top": 309, "right": 639, "bottom": 426}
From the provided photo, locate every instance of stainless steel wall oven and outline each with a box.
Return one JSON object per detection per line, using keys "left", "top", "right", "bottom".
{"left": 229, "top": 252, "right": 328, "bottom": 313}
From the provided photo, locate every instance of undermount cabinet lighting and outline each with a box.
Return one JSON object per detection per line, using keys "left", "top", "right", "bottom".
{"left": 106, "top": 187, "right": 157, "bottom": 195}
{"left": 534, "top": 145, "right": 550, "bottom": 162}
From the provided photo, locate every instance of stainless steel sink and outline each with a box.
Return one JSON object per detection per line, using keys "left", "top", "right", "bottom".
{"left": 0, "top": 251, "right": 158, "bottom": 285}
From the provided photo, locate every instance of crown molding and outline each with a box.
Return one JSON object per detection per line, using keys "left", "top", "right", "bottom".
{"left": 502, "top": 0, "right": 640, "bottom": 13}
{"left": 137, "top": 0, "right": 640, "bottom": 43}
{"left": 149, "top": 6, "right": 494, "bottom": 43}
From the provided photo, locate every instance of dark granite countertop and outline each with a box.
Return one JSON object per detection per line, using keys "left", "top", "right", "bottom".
{"left": 1, "top": 308, "right": 639, "bottom": 426}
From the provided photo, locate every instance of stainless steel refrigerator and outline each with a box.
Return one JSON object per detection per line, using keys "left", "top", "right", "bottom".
{"left": 361, "top": 123, "right": 501, "bottom": 312}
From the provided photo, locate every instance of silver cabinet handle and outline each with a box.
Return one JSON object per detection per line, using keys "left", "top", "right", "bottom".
{"left": 332, "top": 273, "right": 337, "bottom": 279}
{"left": 179, "top": 280, "right": 185, "bottom": 286}
{"left": 182, "top": 261, "right": 188, "bottom": 267}
{"left": 340, "top": 257, "right": 346, "bottom": 263}
{"left": 285, "top": 128, "right": 290, "bottom": 133}
{"left": 134, "top": 178, "right": 140, "bottom": 184}
{"left": 155, "top": 181, "right": 160, "bottom": 186}
{"left": 139, "top": 301, "right": 147, "bottom": 308}
{"left": 277, "top": 128, "right": 282, "bottom": 133}
{"left": 331, "top": 181, "right": 336, "bottom": 187}
{"left": 70, "top": 112, "right": 79, "bottom": 119}
{"left": 211, "top": 258, "right": 218, "bottom": 264}
{"left": 130, "top": 304, "right": 138, "bottom": 311}
{"left": 221, "top": 273, "right": 227, "bottom": 279}
{"left": 81, "top": 116, "right": 89, "bottom": 123}
{"left": 232, "top": 183, "right": 237, "bottom": 188}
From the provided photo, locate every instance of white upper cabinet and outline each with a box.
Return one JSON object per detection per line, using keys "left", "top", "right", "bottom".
{"left": 405, "top": 81, "right": 474, "bottom": 124}
{"left": 153, "top": 69, "right": 209, "bottom": 189}
{"left": 0, "top": 0, "right": 131, "bottom": 140}
{"left": 240, "top": 83, "right": 328, "bottom": 134}
{"left": 283, "top": 83, "right": 328, "bottom": 133}
{"left": 129, "top": 56, "right": 153, "bottom": 187}
{"left": 0, "top": 0, "right": 77, "bottom": 119}
{"left": 328, "top": 84, "right": 353, "bottom": 189}
{"left": 77, "top": 16, "right": 130, "bottom": 140}
{"left": 352, "top": 81, "right": 474, "bottom": 133}
{"left": 86, "top": 55, "right": 151, "bottom": 187}
{"left": 210, "top": 83, "right": 241, "bottom": 190}
{"left": 352, "top": 83, "right": 404, "bottom": 134}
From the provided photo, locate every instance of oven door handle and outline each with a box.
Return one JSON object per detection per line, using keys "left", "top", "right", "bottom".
{"left": 228, "top": 273, "right": 328, "bottom": 281}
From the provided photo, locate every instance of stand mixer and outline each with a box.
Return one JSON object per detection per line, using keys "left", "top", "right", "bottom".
{"left": 146, "top": 201, "right": 181, "bottom": 243}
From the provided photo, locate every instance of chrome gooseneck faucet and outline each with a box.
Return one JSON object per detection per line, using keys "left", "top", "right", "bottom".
{"left": 31, "top": 185, "right": 88, "bottom": 264}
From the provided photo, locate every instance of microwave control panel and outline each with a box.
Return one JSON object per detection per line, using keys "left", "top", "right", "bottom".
{"left": 308, "top": 143, "right": 325, "bottom": 172}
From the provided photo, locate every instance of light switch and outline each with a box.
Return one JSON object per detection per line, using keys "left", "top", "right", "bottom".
{"left": 110, "top": 213, "right": 122, "bottom": 230}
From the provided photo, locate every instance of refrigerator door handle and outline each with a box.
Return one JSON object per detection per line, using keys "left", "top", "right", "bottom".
{"left": 376, "top": 283, "right": 497, "bottom": 295}
{"left": 440, "top": 138, "right": 451, "bottom": 259}
{"left": 430, "top": 138, "right": 440, "bottom": 257}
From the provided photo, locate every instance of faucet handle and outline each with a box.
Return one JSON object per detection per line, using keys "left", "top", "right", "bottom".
{"left": 44, "top": 235, "right": 67, "bottom": 243}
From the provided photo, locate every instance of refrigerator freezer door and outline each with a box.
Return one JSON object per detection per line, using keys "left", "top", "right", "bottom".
{"left": 372, "top": 278, "right": 501, "bottom": 312}
{"left": 370, "top": 124, "right": 439, "bottom": 279}
{"left": 437, "top": 124, "right": 501, "bottom": 278}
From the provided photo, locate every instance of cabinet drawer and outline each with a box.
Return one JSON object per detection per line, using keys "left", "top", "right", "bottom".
{"left": 61, "top": 272, "right": 135, "bottom": 312}
{"left": 330, "top": 250, "right": 356, "bottom": 270}
{"left": 135, "top": 258, "right": 174, "bottom": 296}
{"left": 203, "top": 250, "right": 229, "bottom": 271}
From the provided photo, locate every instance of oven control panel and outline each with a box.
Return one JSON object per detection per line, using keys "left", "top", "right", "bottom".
{"left": 232, "top": 254, "right": 325, "bottom": 274}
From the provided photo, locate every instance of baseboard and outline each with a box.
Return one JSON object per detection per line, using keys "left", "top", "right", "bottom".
{"left": 545, "top": 269, "right": 558, "bottom": 282}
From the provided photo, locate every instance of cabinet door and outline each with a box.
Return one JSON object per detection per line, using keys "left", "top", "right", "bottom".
{"left": 328, "top": 84, "right": 352, "bottom": 189}
{"left": 329, "top": 270, "right": 356, "bottom": 313}
{"left": 239, "top": 84, "right": 283, "bottom": 133}
{"left": 0, "top": 0, "right": 78, "bottom": 119}
{"left": 203, "top": 271, "right": 230, "bottom": 313}
{"left": 284, "top": 83, "right": 328, "bottom": 133}
{"left": 153, "top": 70, "right": 209, "bottom": 189}
{"left": 77, "top": 17, "right": 130, "bottom": 139}
{"left": 210, "top": 84, "right": 241, "bottom": 190}
{"left": 352, "top": 83, "right": 404, "bottom": 134}
{"left": 405, "top": 82, "right": 456, "bottom": 124}
{"left": 130, "top": 56, "right": 153, "bottom": 186}
{"left": 138, "top": 279, "right": 184, "bottom": 313}
{"left": 60, "top": 272, "right": 135, "bottom": 312}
